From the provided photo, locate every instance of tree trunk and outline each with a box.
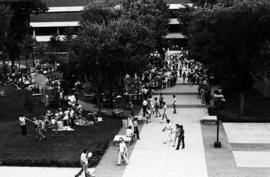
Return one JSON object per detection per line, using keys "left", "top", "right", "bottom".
{"left": 239, "top": 91, "right": 246, "bottom": 118}
{"left": 97, "top": 88, "right": 101, "bottom": 116}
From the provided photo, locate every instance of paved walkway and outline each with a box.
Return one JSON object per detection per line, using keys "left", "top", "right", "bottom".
{"left": 0, "top": 77, "right": 209, "bottom": 177}
{"left": 0, "top": 167, "right": 95, "bottom": 177}
{"left": 121, "top": 81, "right": 209, "bottom": 177}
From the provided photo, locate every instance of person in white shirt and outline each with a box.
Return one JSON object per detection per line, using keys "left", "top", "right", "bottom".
{"left": 142, "top": 99, "right": 148, "bottom": 117}
{"left": 18, "top": 114, "right": 27, "bottom": 136}
{"left": 63, "top": 109, "right": 70, "bottom": 126}
{"left": 126, "top": 126, "right": 134, "bottom": 141}
{"left": 117, "top": 138, "right": 129, "bottom": 165}
{"left": 162, "top": 119, "right": 173, "bottom": 144}
{"left": 162, "top": 102, "right": 168, "bottom": 121}
{"left": 127, "top": 115, "right": 134, "bottom": 131}
{"left": 75, "top": 149, "right": 92, "bottom": 177}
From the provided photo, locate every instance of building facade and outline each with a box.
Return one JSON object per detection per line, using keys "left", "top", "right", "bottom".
{"left": 30, "top": 0, "right": 191, "bottom": 49}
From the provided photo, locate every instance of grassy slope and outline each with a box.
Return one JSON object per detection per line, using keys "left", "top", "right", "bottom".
{"left": 0, "top": 85, "right": 122, "bottom": 167}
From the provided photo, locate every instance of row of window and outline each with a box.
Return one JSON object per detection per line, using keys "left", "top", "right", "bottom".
{"left": 32, "top": 24, "right": 183, "bottom": 36}
{"left": 32, "top": 27, "right": 78, "bottom": 36}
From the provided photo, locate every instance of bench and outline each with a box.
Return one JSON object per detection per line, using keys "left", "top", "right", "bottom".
{"left": 135, "top": 115, "right": 145, "bottom": 124}
{"left": 112, "top": 109, "right": 125, "bottom": 117}
{"left": 201, "top": 116, "right": 217, "bottom": 124}
{"left": 32, "top": 93, "right": 41, "bottom": 96}
{"left": 113, "top": 135, "right": 132, "bottom": 146}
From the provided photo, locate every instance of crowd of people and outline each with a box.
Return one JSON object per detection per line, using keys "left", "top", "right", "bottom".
{"left": 116, "top": 52, "right": 214, "bottom": 166}
{"left": 18, "top": 102, "right": 86, "bottom": 141}
{"left": 14, "top": 51, "right": 213, "bottom": 170}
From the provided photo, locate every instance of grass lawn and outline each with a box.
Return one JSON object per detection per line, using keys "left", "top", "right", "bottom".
{"left": 211, "top": 88, "right": 270, "bottom": 122}
{"left": 0, "top": 85, "right": 122, "bottom": 167}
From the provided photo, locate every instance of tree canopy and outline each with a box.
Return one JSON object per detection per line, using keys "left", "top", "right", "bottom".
{"left": 0, "top": 5, "right": 12, "bottom": 54}
{"left": 186, "top": 0, "right": 270, "bottom": 115}
{"left": 0, "top": 0, "right": 47, "bottom": 64}
{"left": 73, "top": 0, "right": 170, "bottom": 88}
{"left": 72, "top": 0, "right": 170, "bottom": 113}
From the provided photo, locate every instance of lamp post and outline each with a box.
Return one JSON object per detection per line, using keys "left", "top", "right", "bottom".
{"left": 214, "top": 97, "right": 221, "bottom": 148}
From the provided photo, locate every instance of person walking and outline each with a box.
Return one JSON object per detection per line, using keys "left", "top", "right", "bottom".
{"left": 172, "top": 124, "right": 180, "bottom": 147}
{"left": 182, "top": 72, "right": 186, "bottom": 84}
{"left": 159, "top": 93, "right": 164, "bottom": 109}
{"left": 179, "top": 66, "right": 182, "bottom": 77}
{"left": 154, "top": 97, "right": 161, "bottom": 117}
{"left": 117, "top": 138, "right": 129, "bottom": 165}
{"left": 127, "top": 114, "right": 134, "bottom": 131}
{"left": 162, "top": 102, "right": 168, "bottom": 121}
{"left": 150, "top": 96, "right": 155, "bottom": 114}
{"left": 176, "top": 125, "right": 185, "bottom": 150}
{"left": 33, "top": 117, "right": 46, "bottom": 141}
{"left": 18, "top": 114, "right": 27, "bottom": 136}
{"left": 172, "top": 94, "right": 177, "bottom": 114}
{"left": 145, "top": 107, "right": 151, "bottom": 123}
{"left": 75, "top": 149, "right": 92, "bottom": 177}
{"left": 142, "top": 98, "right": 148, "bottom": 117}
{"left": 133, "top": 118, "right": 140, "bottom": 140}
{"left": 162, "top": 119, "right": 173, "bottom": 144}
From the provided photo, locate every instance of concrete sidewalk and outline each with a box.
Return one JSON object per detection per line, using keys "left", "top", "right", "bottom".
{"left": 0, "top": 167, "right": 95, "bottom": 177}
{"left": 121, "top": 84, "right": 208, "bottom": 177}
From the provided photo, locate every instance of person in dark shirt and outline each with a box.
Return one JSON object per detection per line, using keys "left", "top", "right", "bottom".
{"left": 176, "top": 125, "right": 185, "bottom": 150}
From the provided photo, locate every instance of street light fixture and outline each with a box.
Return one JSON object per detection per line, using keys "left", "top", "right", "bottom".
{"left": 213, "top": 94, "right": 222, "bottom": 148}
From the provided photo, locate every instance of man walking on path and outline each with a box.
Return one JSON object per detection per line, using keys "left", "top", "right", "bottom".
{"left": 117, "top": 138, "right": 129, "bottom": 165}
{"left": 154, "top": 97, "right": 161, "bottom": 117}
{"left": 162, "top": 102, "right": 168, "bottom": 121}
{"left": 142, "top": 98, "right": 148, "bottom": 117}
{"left": 176, "top": 125, "right": 185, "bottom": 150}
{"left": 133, "top": 118, "right": 140, "bottom": 140}
{"left": 159, "top": 93, "right": 164, "bottom": 108}
{"left": 172, "top": 94, "right": 177, "bottom": 114}
{"left": 162, "top": 119, "right": 173, "bottom": 144}
{"left": 75, "top": 149, "right": 93, "bottom": 177}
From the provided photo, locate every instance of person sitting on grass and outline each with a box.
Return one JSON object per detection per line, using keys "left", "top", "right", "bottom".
{"left": 76, "top": 103, "right": 83, "bottom": 118}
{"left": 63, "top": 108, "right": 70, "bottom": 126}
{"left": 48, "top": 116, "right": 58, "bottom": 132}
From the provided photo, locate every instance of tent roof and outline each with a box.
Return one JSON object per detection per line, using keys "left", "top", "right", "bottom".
{"left": 34, "top": 74, "right": 48, "bottom": 88}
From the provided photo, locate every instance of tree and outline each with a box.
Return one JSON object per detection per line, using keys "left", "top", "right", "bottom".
{"left": 0, "top": 5, "right": 12, "bottom": 58}
{"left": 187, "top": 0, "right": 270, "bottom": 117}
{"left": 73, "top": 0, "right": 169, "bottom": 114}
{"left": 0, "top": 0, "right": 47, "bottom": 65}
{"left": 82, "top": 1, "right": 121, "bottom": 25}
{"left": 63, "top": 27, "right": 76, "bottom": 62}
{"left": 47, "top": 35, "right": 61, "bottom": 63}
{"left": 121, "top": 0, "right": 170, "bottom": 59}
{"left": 190, "top": 0, "right": 233, "bottom": 8}
{"left": 73, "top": 18, "right": 154, "bottom": 113}
{"left": 19, "top": 34, "right": 36, "bottom": 66}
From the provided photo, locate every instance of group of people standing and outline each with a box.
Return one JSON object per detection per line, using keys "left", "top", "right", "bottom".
{"left": 163, "top": 119, "right": 185, "bottom": 150}
{"left": 18, "top": 103, "right": 83, "bottom": 140}
{"left": 141, "top": 93, "right": 177, "bottom": 124}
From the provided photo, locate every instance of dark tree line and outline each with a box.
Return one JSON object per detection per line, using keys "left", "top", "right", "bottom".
{"left": 181, "top": 0, "right": 270, "bottom": 117}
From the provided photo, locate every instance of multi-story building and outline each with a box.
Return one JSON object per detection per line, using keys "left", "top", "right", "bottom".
{"left": 30, "top": 0, "right": 191, "bottom": 48}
